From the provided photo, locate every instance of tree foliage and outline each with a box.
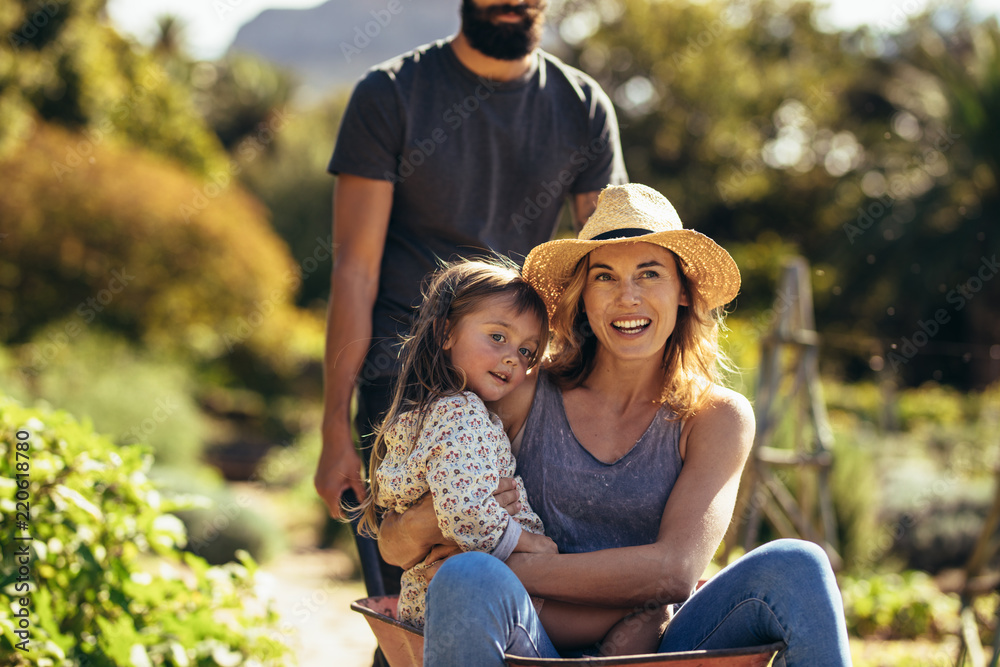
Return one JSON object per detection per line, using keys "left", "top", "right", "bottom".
{"left": 0, "top": 0, "right": 227, "bottom": 174}
{"left": 557, "top": 0, "right": 999, "bottom": 387}
{"left": 0, "top": 122, "right": 322, "bottom": 373}
{"left": 238, "top": 95, "right": 348, "bottom": 307}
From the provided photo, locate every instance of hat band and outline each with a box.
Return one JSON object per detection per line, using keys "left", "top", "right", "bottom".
{"left": 589, "top": 228, "right": 652, "bottom": 241}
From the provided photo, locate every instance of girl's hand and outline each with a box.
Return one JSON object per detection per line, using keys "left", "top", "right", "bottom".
{"left": 514, "top": 531, "right": 558, "bottom": 555}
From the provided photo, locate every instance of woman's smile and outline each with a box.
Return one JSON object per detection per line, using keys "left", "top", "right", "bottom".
{"left": 610, "top": 317, "right": 652, "bottom": 335}
{"left": 583, "top": 242, "right": 689, "bottom": 361}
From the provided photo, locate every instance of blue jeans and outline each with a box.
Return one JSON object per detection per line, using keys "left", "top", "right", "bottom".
{"left": 423, "top": 539, "right": 851, "bottom": 666}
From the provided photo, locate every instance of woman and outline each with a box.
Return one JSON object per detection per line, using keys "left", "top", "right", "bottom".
{"left": 380, "top": 183, "right": 852, "bottom": 666}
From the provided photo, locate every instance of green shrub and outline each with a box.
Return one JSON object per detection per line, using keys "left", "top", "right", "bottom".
{"left": 0, "top": 121, "right": 323, "bottom": 377}
{"left": 828, "top": 419, "right": 882, "bottom": 572}
{"left": 19, "top": 330, "right": 207, "bottom": 470}
{"left": 0, "top": 396, "right": 292, "bottom": 665}
{"left": 823, "top": 381, "right": 885, "bottom": 428}
{"left": 840, "top": 571, "right": 961, "bottom": 640}
{"left": 896, "top": 383, "right": 967, "bottom": 431}
{"left": 239, "top": 94, "right": 347, "bottom": 307}
{"left": 151, "top": 465, "right": 285, "bottom": 566}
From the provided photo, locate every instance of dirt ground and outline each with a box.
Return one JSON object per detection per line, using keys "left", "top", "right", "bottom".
{"left": 233, "top": 481, "right": 377, "bottom": 667}
{"left": 261, "top": 546, "right": 377, "bottom": 667}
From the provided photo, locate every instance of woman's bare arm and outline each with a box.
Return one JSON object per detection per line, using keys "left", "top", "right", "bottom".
{"left": 505, "top": 387, "right": 755, "bottom": 608}
{"left": 378, "top": 493, "right": 443, "bottom": 569}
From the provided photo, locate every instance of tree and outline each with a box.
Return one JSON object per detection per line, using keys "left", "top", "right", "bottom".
{"left": 0, "top": 122, "right": 322, "bottom": 376}
{"left": 555, "top": 0, "right": 998, "bottom": 387}
{"left": 0, "top": 0, "right": 227, "bottom": 174}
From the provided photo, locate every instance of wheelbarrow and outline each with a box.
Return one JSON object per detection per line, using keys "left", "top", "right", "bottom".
{"left": 351, "top": 595, "right": 785, "bottom": 667}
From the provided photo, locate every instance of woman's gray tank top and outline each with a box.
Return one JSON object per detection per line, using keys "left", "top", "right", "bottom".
{"left": 515, "top": 371, "right": 684, "bottom": 554}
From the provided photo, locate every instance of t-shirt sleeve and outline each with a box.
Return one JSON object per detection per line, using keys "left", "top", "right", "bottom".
{"left": 571, "top": 79, "right": 629, "bottom": 193}
{"left": 421, "top": 399, "right": 512, "bottom": 555}
{"left": 327, "top": 70, "right": 403, "bottom": 180}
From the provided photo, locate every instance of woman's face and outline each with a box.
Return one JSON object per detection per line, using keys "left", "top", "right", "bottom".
{"left": 581, "top": 242, "right": 689, "bottom": 363}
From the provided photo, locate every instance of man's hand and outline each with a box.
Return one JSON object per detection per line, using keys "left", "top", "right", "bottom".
{"left": 314, "top": 421, "right": 366, "bottom": 519}
{"left": 493, "top": 476, "right": 522, "bottom": 516}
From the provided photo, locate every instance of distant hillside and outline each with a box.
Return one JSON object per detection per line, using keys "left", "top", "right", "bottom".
{"left": 230, "top": 0, "right": 461, "bottom": 99}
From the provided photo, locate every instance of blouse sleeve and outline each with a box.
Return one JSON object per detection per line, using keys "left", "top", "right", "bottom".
{"left": 421, "top": 397, "right": 512, "bottom": 554}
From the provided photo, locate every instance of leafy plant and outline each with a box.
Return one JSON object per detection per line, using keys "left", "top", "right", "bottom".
{"left": 840, "top": 570, "right": 961, "bottom": 640}
{"left": 0, "top": 396, "right": 293, "bottom": 665}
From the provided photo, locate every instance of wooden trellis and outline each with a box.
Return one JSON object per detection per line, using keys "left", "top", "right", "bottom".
{"left": 725, "top": 257, "right": 841, "bottom": 569}
{"left": 955, "top": 464, "right": 1000, "bottom": 667}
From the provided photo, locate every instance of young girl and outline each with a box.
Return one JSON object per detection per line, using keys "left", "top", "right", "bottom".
{"left": 355, "top": 259, "right": 554, "bottom": 628}
{"left": 355, "top": 259, "right": 666, "bottom": 654}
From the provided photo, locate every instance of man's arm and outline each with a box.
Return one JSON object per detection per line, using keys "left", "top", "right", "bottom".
{"left": 570, "top": 191, "right": 600, "bottom": 234}
{"left": 315, "top": 174, "right": 394, "bottom": 519}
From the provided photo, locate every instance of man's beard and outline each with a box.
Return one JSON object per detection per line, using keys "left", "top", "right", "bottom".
{"left": 460, "top": 0, "right": 547, "bottom": 61}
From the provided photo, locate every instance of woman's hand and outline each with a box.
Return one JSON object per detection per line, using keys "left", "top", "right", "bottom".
{"left": 514, "top": 531, "right": 558, "bottom": 555}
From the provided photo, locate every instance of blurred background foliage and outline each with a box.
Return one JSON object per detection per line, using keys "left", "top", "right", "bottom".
{"left": 553, "top": 0, "right": 999, "bottom": 389}
{"left": 1, "top": 0, "right": 999, "bottom": 661}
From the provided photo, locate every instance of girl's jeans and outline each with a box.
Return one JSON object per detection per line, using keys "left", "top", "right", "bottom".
{"left": 423, "top": 539, "right": 851, "bottom": 666}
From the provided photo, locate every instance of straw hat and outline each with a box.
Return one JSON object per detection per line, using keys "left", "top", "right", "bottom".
{"left": 523, "top": 183, "right": 741, "bottom": 318}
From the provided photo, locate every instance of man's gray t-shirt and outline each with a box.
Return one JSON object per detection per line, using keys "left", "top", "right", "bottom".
{"left": 329, "top": 40, "right": 628, "bottom": 382}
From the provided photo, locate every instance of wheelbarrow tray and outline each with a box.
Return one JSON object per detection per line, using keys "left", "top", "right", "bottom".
{"left": 352, "top": 596, "right": 783, "bottom": 667}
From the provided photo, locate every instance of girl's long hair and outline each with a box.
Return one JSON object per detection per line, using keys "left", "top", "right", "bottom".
{"left": 545, "top": 251, "right": 731, "bottom": 421}
{"left": 353, "top": 258, "right": 548, "bottom": 537}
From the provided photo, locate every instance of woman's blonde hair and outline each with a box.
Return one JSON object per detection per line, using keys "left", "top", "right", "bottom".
{"left": 544, "top": 252, "right": 730, "bottom": 421}
{"left": 353, "top": 258, "right": 548, "bottom": 537}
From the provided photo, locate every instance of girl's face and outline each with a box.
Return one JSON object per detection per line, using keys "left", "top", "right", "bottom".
{"left": 582, "top": 242, "right": 689, "bottom": 363}
{"left": 443, "top": 294, "right": 543, "bottom": 403}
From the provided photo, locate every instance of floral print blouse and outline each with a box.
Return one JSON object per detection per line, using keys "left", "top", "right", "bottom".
{"left": 375, "top": 392, "right": 545, "bottom": 627}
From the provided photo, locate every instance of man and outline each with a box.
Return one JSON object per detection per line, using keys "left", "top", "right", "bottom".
{"left": 317, "top": 0, "right": 627, "bottom": 599}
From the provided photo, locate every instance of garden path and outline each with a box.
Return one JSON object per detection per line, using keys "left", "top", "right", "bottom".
{"left": 261, "top": 547, "right": 376, "bottom": 667}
